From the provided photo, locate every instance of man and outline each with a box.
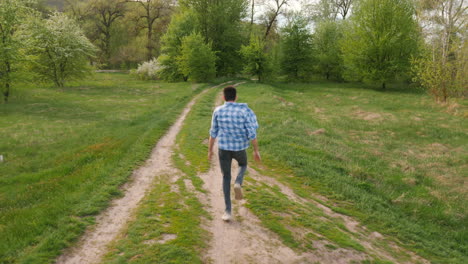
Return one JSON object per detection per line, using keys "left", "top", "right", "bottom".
{"left": 208, "top": 86, "right": 261, "bottom": 221}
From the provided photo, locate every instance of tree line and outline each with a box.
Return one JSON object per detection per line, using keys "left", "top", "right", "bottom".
{"left": 1, "top": 0, "right": 466, "bottom": 103}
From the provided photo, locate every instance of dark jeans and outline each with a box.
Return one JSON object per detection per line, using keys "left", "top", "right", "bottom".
{"left": 218, "top": 148, "right": 247, "bottom": 214}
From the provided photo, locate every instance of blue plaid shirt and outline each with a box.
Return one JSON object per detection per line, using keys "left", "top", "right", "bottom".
{"left": 209, "top": 102, "right": 259, "bottom": 151}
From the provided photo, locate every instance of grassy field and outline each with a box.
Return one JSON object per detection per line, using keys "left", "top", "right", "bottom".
{"left": 0, "top": 73, "right": 204, "bottom": 263}
{"left": 1, "top": 75, "right": 466, "bottom": 263}
{"left": 172, "top": 81, "right": 467, "bottom": 263}
{"left": 239, "top": 82, "right": 467, "bottom": 263}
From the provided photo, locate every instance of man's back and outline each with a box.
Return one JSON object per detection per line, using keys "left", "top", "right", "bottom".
{"left": 210, "top": 102, "right": 258, "bottom": 151}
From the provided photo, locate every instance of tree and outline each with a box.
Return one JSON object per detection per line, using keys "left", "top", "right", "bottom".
{"left": 126, "top": 0, "right": 173, "bottom": 60}
{"left": 0, "top": 0, "right": 33, "bottom": 103}
{"left": 342, "top": 0, "right": 421, "bottom": 89}
{"left": 263, "top": 0, "right": 289, "bottom": 39}
{"left": 304, "top": 0, "right": 353, "bottom": 22}
{"left": 158, "top": 10, "right": 196, "bottom": 81}
{"left": 306, "top": 0, "right": 338, "bottom": 21}
{"left": 240, "top": 35, "right": 269, "bottom": 81}
{"left": 85, "top": 0, "right": 126, "bottom": 66}
{"left": 314, "top": 20, "right": 344, "bottom": 80}
{"left": 335, "top": 0, "right": 353, "bottom": 19}
{"left": 412, "top": 0, "right": 467, "bottom": 102}
{"left": 181, "top": 0, "right": 248, "bottom": 75}
{"left": 30, "top": 12, "right": 96, "bottom": 87}
{"left": 177, "top": 33, "right": 216, "bottom": 82}
{"left": 280, "top": 16, "right": 314, "bottom": 81}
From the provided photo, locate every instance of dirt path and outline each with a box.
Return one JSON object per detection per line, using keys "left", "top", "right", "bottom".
{"left": 56, "top": 82, "right": 231, "bottom": 264}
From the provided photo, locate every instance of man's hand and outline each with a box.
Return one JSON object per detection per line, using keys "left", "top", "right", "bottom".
{"left": 208, "top": 150, "right": 213, "bottom": 161}
{"left": 253, "top": 150, "right": 261, "bottom": 163}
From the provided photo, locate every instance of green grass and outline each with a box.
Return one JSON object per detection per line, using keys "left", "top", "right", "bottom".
{"left": 237, "top": 81, "right": 467, "bottom": 263}
{"left": 0, "top": 73, "right": 205, "bottom": 263}
{"left": 101, "top": 174, "right": 209, "bottom": 264}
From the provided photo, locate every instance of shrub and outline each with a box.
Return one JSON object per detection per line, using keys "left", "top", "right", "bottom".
{"left": 132, "top": 58, "right": 162, "bottom": 80}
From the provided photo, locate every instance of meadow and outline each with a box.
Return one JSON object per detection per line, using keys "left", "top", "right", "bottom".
{"left": 1, "top": 74, "right": 466, "bottom": 263}
{"left": 0, "top": 73, "right": 204, "bottom": 263}
{"left": 172, "top": 81, "right": 467, "bottom": 263}
{"left": 240, "top": 82, "right": 467, "bottom": 263}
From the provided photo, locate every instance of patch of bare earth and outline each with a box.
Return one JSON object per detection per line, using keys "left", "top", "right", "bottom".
{"left": 55, "top": 82, "right": 232, "bottom": 264}
{"left": 352, "top": 107, "right": 395, "bottom": 122}
{"left": 247, "top": 169, "right": 429, "bottom": 264}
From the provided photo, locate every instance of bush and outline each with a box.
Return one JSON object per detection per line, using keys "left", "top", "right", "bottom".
{"left": 132, "top": 58, "right": 162, "bottom": 80}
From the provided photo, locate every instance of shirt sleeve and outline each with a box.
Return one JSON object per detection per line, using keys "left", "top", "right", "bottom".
{"left": 209, "top": 110, "right": 219, "bottom": 138}
{"left": 244, "top": 108, "right": 259, "bottom": 140}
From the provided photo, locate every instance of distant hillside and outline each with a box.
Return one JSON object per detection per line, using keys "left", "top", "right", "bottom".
{"left": 44, "top": 0, "right": 66, "bottom": 10}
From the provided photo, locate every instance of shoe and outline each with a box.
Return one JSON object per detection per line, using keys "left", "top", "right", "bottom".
{"left": 222, "top": 212, "right": 232, "bottom": 221}
{"left": 234, "top": 183, "right": 243, "bottom": 200}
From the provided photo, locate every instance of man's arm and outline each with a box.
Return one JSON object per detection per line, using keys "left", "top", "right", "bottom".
{"left": 208, "top": 136, "right": 216, "bottom": 160}
{"left": 244, "top": 108, "right": 261, "bottom": 163}
{"left": 251, "top": 138, "right": 261, "bottom": 163}
{"left": 208, "top": 110, "right": 218, "bottom": 160}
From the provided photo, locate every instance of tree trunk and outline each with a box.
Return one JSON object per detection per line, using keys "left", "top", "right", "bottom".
{"left": 147, "top": 27, "right": 153, "bottom": 61}
{"left": 250, "top": 0, "right": 255, "bottom": 27}
{"left": 104, "top": 31, "right": 111, "bottom": 65}
{"left": 3, "top": 83, "right": 9, "bottom": 103}
{"left": 382, "top": 82, "right": 386, "bottom": 90}
{"left": 3, "top": 61, "right": 11, "bottom": 103}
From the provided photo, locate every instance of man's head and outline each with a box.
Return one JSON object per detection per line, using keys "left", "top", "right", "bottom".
{"left": 223, "top": 86, "right": 237, "bottom": 102}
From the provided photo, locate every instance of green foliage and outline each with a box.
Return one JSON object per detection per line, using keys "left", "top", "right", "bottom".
{"left": 177, "top": 33, "right": 216, "bottom": 82}
{"left": 29, "top": 12, "right": 96, "bottom": 87}
{"left": 240, "top": 36, "right": 269, "bottom": 82}
{"left": 280, "top": 16, "right": 315, "bottom": 81}
{"left": 159, "top": 11, "right": 196, "bottom": 81}
{"left": 342, "top": 0, "right": 421, "bottom": 89}
{"left": 412, "top": 47, "right": 467, "bottom": 103}
{"left": 314, "top": 20, "right": 344, "bottom": 80}
{"left": 0, "top": 0, "right": 36, "bottom": 102}
{"left": 180, "top": 0, "right": 248, "bottom": 76}
{"left": 412, "top": 0, "right": 467, "bottom": 102}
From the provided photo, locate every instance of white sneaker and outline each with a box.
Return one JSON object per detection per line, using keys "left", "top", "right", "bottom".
{"left": 234, "top": 183, "right": 243, "bottom": 200}
{"left": 222, "top": 212, "right": 232, "bottom": 221}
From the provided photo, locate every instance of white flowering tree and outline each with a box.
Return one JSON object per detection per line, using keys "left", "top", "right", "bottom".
{"left": 30, "top": 13, "right": 96, "bottom": 88}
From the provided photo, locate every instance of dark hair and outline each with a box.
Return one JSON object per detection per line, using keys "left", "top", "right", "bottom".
{"left": 223, "top": 86, "right": 236, "bottom": 101}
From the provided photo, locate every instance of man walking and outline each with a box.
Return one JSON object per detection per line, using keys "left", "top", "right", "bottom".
{"left": 208, "top": 86, "right": 261, "bottom": 221}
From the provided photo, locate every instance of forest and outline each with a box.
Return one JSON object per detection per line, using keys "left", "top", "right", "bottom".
{"left": 1, "top": 0, "right": 467, "bottom": 102}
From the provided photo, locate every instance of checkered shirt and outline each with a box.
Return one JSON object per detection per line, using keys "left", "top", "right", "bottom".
{"left": 209, "top": 102, "right": 259, "bottom": 151}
